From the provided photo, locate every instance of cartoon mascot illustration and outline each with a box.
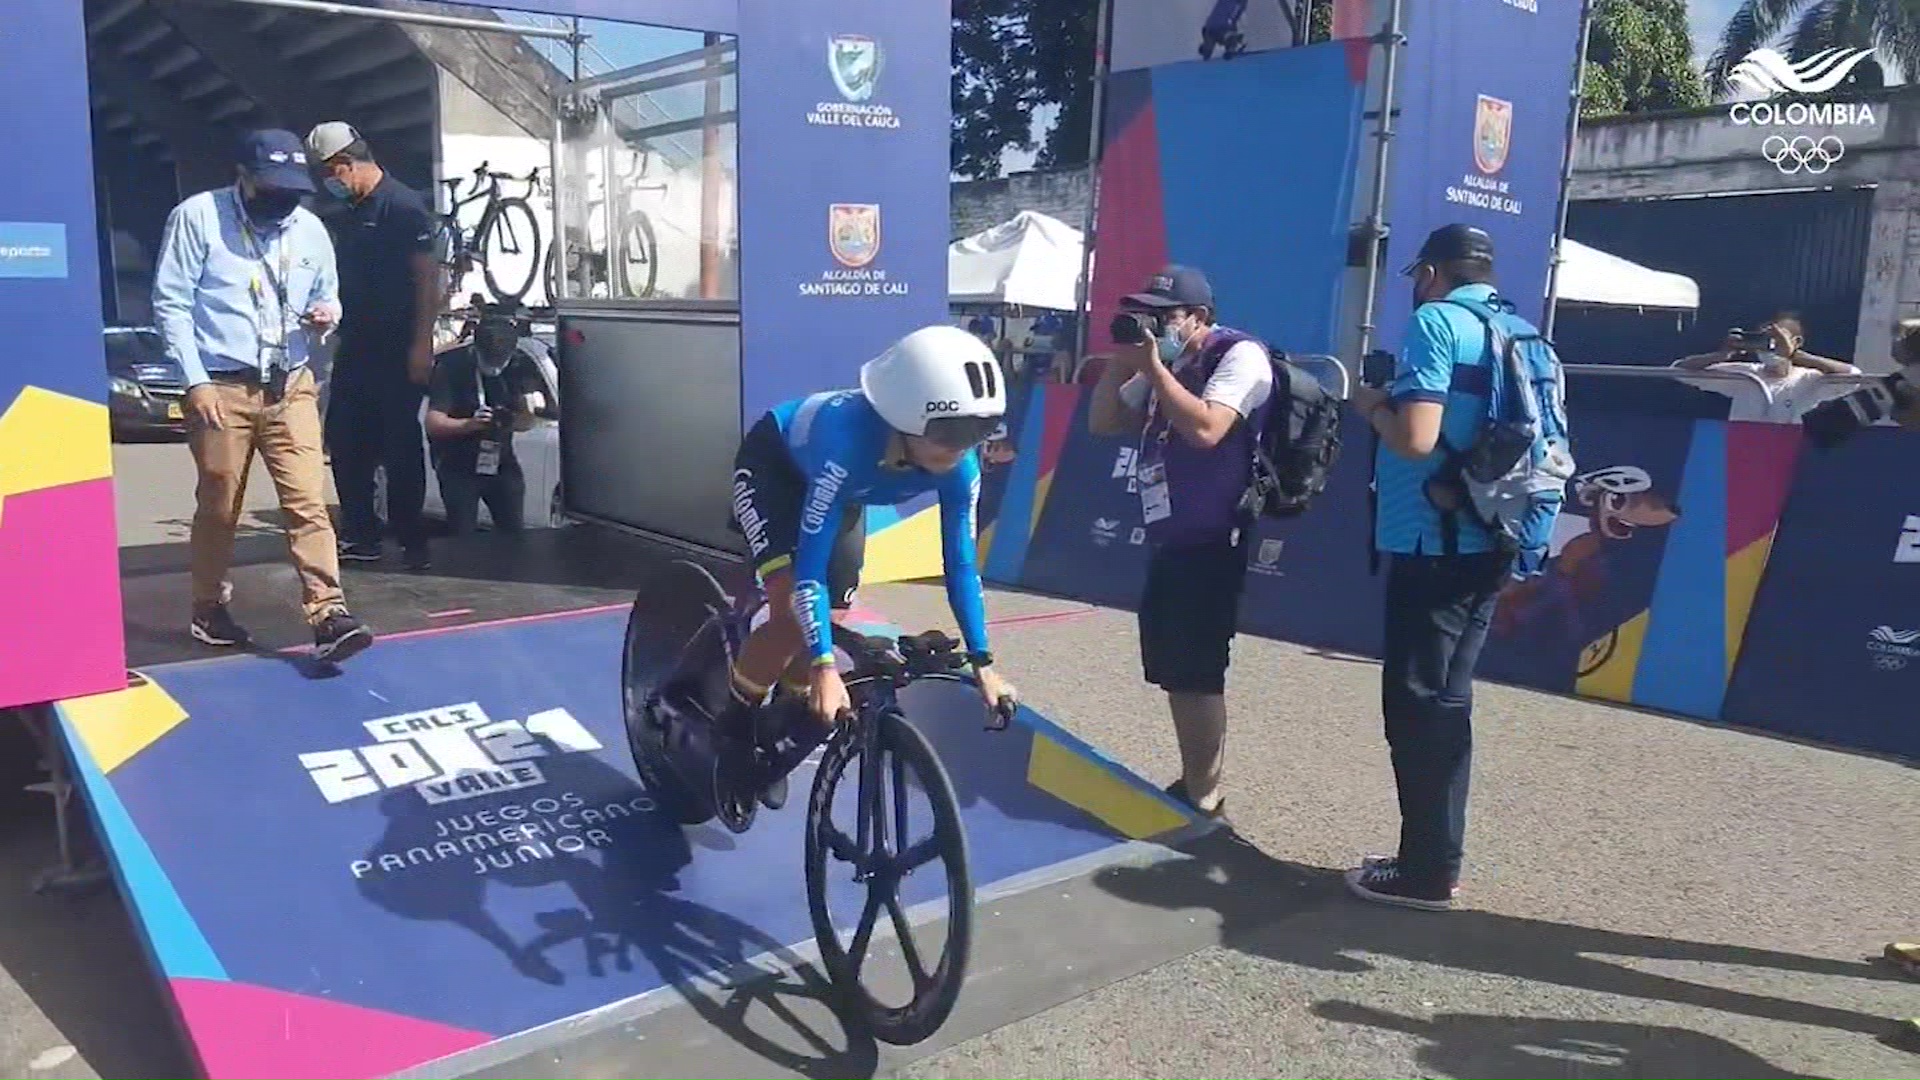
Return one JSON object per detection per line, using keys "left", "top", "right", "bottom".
{"left": 979, "top": 420, "right": 1016, "bottom": 472}
{"left": 1493, "top": 465, "right": 1682, "bottom": 641}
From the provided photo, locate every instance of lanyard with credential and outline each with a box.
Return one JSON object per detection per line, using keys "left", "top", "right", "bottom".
{"left": 232, "top": 190, "right": 295, "bottom": 353}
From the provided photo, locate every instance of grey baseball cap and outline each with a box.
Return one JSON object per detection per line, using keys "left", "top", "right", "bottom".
{"left": 305, "top": 121, "right": 362, "bottom": 162}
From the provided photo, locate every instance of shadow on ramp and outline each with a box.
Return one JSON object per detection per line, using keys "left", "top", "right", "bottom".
{"left": 51, "top": 597, "right": 1216, "bottom": 1078}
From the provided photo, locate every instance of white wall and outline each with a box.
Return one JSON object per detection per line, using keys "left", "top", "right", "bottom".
{"left": 438, "top": 69, "right": 556, "bottom": 306}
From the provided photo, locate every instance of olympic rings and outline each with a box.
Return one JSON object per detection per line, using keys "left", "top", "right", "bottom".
{"left": 1761, "top": 134, "right": 1845, "bottom": 175}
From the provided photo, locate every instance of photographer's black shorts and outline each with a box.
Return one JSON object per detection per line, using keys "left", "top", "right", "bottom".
{"left": 1139, "top": 537, "right": 1250, "bottom": 695}
{"left": 730, "top": 412, "right": 864, "bottom": 609}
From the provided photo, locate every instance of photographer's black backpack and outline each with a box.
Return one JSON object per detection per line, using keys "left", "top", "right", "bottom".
{"left": 1240, "top": 349, "right": 1344, "bottom": 519}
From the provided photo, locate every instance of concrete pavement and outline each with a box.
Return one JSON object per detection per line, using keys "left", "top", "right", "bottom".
{"left": 0, "top": 520, "right": 1914, "bottom": 1077}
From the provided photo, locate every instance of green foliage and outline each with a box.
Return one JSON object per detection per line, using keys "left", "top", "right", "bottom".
{"left": 1581, "top": 0, "right": 1710, "bottom": 117}
{"left": 952, "top": 0, "right": 1334, "bottom": 179}
{"left": 1702, "top": 0, "right": 1908, "bottom": 100}
{"left": 951, "top": 0, "right": 1097, "bottom": 179}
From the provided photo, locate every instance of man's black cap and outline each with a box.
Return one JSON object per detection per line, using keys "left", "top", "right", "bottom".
{"left": 236, "top": 129, "right": 316, "bottom": 193}
{"left": 1401, "top": 224, "right": 1493, "bottom": 275}
{"left": 1122, "top": 264, "right": 1213, "bottom": 310}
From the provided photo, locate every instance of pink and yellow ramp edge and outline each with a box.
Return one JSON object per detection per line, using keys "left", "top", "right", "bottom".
{"left": 0, "top": 385, "right": 124, "bottom": 708}
{"left": 57, "top": 674, "right": 499, "bottom": 1080}
{"left": 55, "top": 609, "right": 1206, "bottom": 1080}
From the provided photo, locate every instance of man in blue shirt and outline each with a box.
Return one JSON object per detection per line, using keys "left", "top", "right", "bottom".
{"left": 1343, "top": 224, "right": 1516, "bottom": 910}
{"left": 151, "top": 129, "right": 372, "bottom": 663}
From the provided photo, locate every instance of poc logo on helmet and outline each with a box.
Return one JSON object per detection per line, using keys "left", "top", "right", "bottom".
{"left": 925, "top": 400, "right": 961, "bottom": 414}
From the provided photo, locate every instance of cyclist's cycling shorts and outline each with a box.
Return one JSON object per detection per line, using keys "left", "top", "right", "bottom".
{"left": 730, "top": 411, "right": 863, "bottom": 609}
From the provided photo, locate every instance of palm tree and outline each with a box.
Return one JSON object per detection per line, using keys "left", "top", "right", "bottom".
{"left": 1702, "top": 0, "right": 1918, "bottom": 100}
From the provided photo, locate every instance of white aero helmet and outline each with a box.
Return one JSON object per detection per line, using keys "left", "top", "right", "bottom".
{"left": 859, "top": 324, "right": 1008, "bottom": 449}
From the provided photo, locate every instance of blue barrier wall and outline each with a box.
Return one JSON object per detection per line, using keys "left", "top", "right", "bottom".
{"left": 1720, "top": 426, "right": 1920, "bottom": 760}
{"left": 993, "top": 369, "right": 1915, "bottom": 762}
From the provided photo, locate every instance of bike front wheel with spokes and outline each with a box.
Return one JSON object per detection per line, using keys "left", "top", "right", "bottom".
{"left": 479, "top": 197, "right": 543, "bottom": 302}
{"left": 804, "top": 706, "right": 972, "bottom": 1046}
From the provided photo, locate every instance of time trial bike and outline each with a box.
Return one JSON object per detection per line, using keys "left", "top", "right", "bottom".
{"left": 621, "top": 558, "right": 1014, "bottom": 1045}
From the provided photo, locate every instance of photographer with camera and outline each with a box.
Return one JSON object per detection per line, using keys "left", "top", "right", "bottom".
{"left": 423, "top": 302, "right": 543, "bottom": 535}
{"left": 1088, "top": 265, "right": 1274, "bottom": 820}
{"left": 1670, "top": 313, "right": 1859, "bottom": 424}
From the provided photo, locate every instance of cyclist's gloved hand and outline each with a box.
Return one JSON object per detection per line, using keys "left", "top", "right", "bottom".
{"left": 808, "top": 663, "right": 852, "bottom": 729}
{"left": 976, "top": 665, "right": 1018, "bottom": 731}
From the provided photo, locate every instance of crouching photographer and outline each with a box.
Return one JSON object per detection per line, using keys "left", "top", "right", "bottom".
{"left": 1803, "top": 318, "right": 1920, "bottom": 448}
{"left": 424, "top": 302, "right": 546, "bottom": 534}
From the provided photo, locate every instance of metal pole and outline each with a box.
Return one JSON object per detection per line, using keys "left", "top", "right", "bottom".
{"left": 195, "top": 0, "right": 582, "bottom": 41}
{"left": 1541, "top": 0, "right": 1596, "bottom": 338}
{"left": 1354, "top": 0, "right": 1405, "bottom": 360}
{"left": 1070, "top": 0, "right": 1118, "bottom": 367}
{"left": 698, "top": 33, "right": 725, "bottom": 299}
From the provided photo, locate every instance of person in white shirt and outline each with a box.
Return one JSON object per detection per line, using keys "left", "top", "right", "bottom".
{"left": 1670, "top": 313, "right": 1860, "bottom": 423}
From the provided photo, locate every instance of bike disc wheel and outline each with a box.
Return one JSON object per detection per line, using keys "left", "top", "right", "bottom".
{"left": 804, "top": 710, "right": 972, "bottom": 1046}
{"left": 616, "top": 211, "right": 659, "bottom": 299}
{"left": 621, "top": 560, "right": 733, "bottom": 825}
{"left": 480, "top": 197, "right": 542, "bottom": 303}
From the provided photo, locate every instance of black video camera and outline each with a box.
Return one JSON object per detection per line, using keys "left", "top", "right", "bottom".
{"left": 1109, "top": 310, "right": 1159, "bottom": 346}
{"left": 1802, "top": 369, "right": 1919, "bottom": 448}
{"left": 1360, "top": 349, "right": 1396, "bottom": 389}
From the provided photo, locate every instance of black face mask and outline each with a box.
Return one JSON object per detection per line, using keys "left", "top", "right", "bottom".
{"left": 244, "top": 189, "right": 303, "bottom": 224}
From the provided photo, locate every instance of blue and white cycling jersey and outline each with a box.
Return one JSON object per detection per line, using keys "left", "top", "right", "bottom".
{"left": 769, "top": 390, "right": 991, "bottom": 665}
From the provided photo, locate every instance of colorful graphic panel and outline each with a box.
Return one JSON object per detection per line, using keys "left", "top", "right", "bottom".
{"left": 1029, "top": 42, "right": 1367, "bottom": 608}
{"left": 736, "top": 1, "right": 949, "bottom": 425}
{"left": 1375, "top": 0, "right": 1585, "bottom": 346}
{"left": 1722, "top": 426, "right": 1920, "bottom": 760}
{"left": 0, "top": 1, "right": 123, "bottom": 708}
{"left": 1237, "top": 412, "right": 1383, "bottom": 658}
{"left": 1479, "top": 408, "right": 1697, "bottom": 697}
{"left": 59, "top": 607, "right": 1203, "bottom": 1078}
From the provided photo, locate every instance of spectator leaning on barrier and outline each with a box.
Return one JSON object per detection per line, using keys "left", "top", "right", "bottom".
{"left": 150, "top": 128, "right": 373, "bottom": 663}
{"left": 1670, "top": 312, "right": 1860, "bottom": 423}
{"left": 1344, "top": 223, "right": 1548, "bottom": 911}
{"left": 306, "top": 121, "right": 442, "bottom": 572}
{"left": 1088, "top": 265, "right": 1274, "bottom": 819}
{"left": 424, "top": 304, "right": 540, "bottom": 536}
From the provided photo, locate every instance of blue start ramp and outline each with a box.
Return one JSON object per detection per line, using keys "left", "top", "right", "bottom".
{"left": 54, "top": 603, "right": 1212, "bottom": 1078}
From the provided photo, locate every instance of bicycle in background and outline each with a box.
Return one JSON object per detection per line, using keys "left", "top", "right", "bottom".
{"left": 435, "top": 161, "right": 545, "bottom": 306}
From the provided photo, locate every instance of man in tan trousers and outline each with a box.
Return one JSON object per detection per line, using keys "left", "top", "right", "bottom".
{"left": 150, "top": 129, "right": 373, "bottom": 662}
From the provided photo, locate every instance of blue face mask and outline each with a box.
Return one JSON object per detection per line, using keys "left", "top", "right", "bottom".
{"left": 323, "top": 176, "right": 352, "bottom": 200}
{"left": 1157, "top": 322, "right": 1189, "bottom": 363}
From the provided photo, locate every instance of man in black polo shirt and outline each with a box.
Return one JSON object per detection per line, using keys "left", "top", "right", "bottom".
{"left": 425, "top": 304, "right": 539, "bottom": 535}
{"left": 306, "top": 121, "right": 441, "bottom": 571}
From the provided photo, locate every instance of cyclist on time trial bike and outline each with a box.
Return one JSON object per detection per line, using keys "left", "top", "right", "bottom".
{"left": 723, "top": 324, "right": 1017, "bottom": 809}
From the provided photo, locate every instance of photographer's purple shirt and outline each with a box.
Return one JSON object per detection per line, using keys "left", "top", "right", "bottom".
{"left": 1121, "top": 327, "right": 1273, "bottom": 548}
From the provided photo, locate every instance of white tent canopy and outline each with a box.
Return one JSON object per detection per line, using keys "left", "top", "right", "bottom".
{"left": 948, "top": 210, "right": 1086, "bottom": 311}
{"left": 1554, "top": 237, "right": 1699, "bottom": 312}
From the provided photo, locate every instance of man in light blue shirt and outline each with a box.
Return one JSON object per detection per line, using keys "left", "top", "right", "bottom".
{"left": 1343, "top": 223, "right": 1519, "bottom": 911}
{"left": 151, "top": 129, "right": 372, "bottom": 664}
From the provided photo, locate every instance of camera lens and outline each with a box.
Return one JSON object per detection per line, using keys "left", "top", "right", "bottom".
{"left": 1109, "top": 311, "right": 1154, "bottom": 345}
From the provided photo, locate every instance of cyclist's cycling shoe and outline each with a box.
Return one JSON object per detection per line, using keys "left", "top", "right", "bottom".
{"left": 753, "top": 687, "right": 830, "bottom": 810}
{"left": 759, "top": 771, "right": 788, "bottom": 811}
